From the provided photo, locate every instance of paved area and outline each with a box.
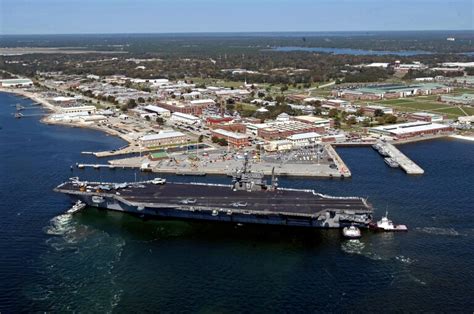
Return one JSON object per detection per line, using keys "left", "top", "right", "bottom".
{"left": 108, "top": 146, "right": 349, "bottom": 178}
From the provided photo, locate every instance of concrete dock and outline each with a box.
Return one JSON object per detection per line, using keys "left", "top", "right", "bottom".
{"left": 325, "top": 144, "right": 351, "bottom": 177}
{"left": 377, "top": 142, "right": 424, "bottom": 175}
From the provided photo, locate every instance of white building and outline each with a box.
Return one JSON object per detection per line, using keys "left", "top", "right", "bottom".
{"left": 264, "top": 140, "right": 293, "bottom": 152}
{"left": 60, "top": 105, "right": 96, "bottom": 114}
{"left": 369, "top": 122, "right": 453, "bottom": 139}
{"left": 294, "top": 115, "right": 332, "bottom": 129}
{"left": 363, "top": 105, "right": 394, "bottom": 116}
{"left": 139, "top": 131, "right": 188, "bottom": 148}
{"left": 0, "top": 78, "right": 33, "bottom": 87}
{"left": 170, "top": 112, "right": 201, "bottom": 125}
{"left": 276, "top": 113, "right": 290, "bottom": 122}
{"left": 458, "top": 116, "right": 474, "bottom": 124}
{"left": 52, "top": 96, "right": 77, "bottom": 103}
{"left": 324, "top": 99, "right": 351, "bottom": 108}
{"left": 143, "top": 105, "right": 171, "bottom": 118}
{"left": 190, "top": 99, "right": 216, "bottom": 106}
{"left": 415, "top": 77, "right": 434, "bottom": 82}
{"left": 363, "top": 62, "right": 390, "bottom": 68}
{"left": 287, "top": 132, "right": 322, "bottom": 147}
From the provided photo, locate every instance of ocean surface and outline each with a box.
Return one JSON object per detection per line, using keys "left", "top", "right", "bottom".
{"left": 1, "top": 92, "right": 473, "bottom": 312}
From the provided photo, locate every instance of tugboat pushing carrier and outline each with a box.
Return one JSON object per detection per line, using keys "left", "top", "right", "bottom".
{"left": 55, "top": 155, "right": 373, "bottom": 229}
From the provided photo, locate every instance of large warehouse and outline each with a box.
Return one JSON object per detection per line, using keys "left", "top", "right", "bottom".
{"left": 369, "top": 121, "right": 454, "bottom": 139}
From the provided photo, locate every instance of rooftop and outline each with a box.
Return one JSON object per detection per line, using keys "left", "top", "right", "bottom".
{"left": 144, "top": 105, "right": 170, "bottom": 113}
{"left": 171, "top": 112, "right": 200, "bottom": 120}
{"left": 212, "top": 129, "right": 248, "bottom": 139}
{"left": 140, "top": 131, "right": 186, "bottom": 141}
{"left": 370, "top": 121, "right": 449, "bottom": 135}
{"left": 287, "top": 132, "right": 321, "bottom": 140}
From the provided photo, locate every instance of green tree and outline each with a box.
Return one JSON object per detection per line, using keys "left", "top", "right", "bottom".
{"left": 328, "top": 108, "right": 339, "bottom": 118}
{"left": 346, "top": 116, "right": 357, "bottom": 126}
{"left": 384, "top": 114, "right": 397, "bottom": 124}
{"left": 373, "top": 109, "right": 385, "bottom": 117}
{"left": 127, "top": 99, "right": 137, "bottom": 109}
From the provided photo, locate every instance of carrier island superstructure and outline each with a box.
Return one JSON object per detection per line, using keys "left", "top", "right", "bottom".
{"left": 55, "top": 157, "right": 373, "bottom": 229}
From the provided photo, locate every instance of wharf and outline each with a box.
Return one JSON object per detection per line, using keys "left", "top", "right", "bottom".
{"left": 376, "top": 142, "right": 424, "bottom": 175}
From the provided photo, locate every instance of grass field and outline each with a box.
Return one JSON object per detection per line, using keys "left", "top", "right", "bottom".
{"left": 188, "top": 77, "right": 244, "bottom": 88}
{"left": 236, "top": 102, "right": 258, "bottom": 111}
{"left": 450, "top": 88, "right": 474, "bottom": 96}
{"left": 461, "top": 107, "right": 474, "bottom": 115}
{"left": 367, "top": 94, "right": 474, "bottom": 119}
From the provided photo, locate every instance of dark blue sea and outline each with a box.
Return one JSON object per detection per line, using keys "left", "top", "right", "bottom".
{"left": 1, "top": 92, "right": 473, "bottom": 312}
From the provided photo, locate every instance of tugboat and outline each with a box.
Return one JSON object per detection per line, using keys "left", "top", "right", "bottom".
{"left": 66, "top": 200, "right": 86, "bottom": 214}
{"left": 342, "top": 225, "right": 362, "bottom": 239}
{"left": 374, "top": 212, "right": 408, "bottom": 231}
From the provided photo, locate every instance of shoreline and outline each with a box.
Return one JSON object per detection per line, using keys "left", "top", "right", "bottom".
{"left": 0, "top": 87, "right": 58, "bottom": 112}
{"left": 449, "top": 134, "right": 474, "bottom": 142}
{"left": 0, "top": 88, "right": 132, "bottom": 144}
{"left": 2, "top": 89, "right": 471, "bottom": 178}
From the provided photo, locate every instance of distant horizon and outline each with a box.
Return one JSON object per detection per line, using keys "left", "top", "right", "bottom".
{"left": 1, "top": 29, "right": 473, "bottom": 37}
{"left": 1, "top": 0, "right": 472, "bottom": 35}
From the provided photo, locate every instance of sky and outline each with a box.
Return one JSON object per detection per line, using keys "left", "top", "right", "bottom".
{"left": 0, "top": 0, "right": 472, "bottom": 35}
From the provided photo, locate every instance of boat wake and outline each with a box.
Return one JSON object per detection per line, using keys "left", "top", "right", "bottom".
{"left": 416, "top": 227, "right": 461, "bottom": 237}
{"left": 26, "top": 214, "right": 125, "bottom": 311}
{"left": 340, "top": 240, "right": 384, "bottom": 261}
{"left": 395, "top": 255, "right": 416, "bottom": 265}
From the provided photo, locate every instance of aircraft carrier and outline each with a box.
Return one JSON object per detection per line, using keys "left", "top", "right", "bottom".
{"left": 55, "top": 157, "right": 373, "bottom": 229}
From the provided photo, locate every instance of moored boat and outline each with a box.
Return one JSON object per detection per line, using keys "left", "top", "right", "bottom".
{"left": 384, "top": 157, "right": 399, "bottom": 168}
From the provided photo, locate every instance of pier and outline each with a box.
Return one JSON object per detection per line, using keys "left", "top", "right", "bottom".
{"left": 76, "top": 163, "right": 118, "bottom": 170}
{"left": 374, "top": 142, "right": 424, "bottom": 175}
{"left": 325, "top": 144, "right": 351, "bottom": 177}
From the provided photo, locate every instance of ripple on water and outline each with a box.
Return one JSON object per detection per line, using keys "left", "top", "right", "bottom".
{"left": 25, "top": 215, "right": 125, "bottom": 312}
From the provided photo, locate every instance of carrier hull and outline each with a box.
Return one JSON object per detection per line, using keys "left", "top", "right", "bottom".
{"left": 55, "top": 180, "right": 373, "bottom": 229}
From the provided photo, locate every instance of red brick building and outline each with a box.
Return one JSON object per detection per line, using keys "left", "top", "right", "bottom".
{"left": 156, "top": 101, "right": 209, "bottom": 116}
{"left": 257, "top": 120, "right": 323, "bottom": 140}
{"left": 211, "top": 129, "right": 249, "bottom": 148}
{"left": 206, "top": 116, "right": 234, "bottom": 126}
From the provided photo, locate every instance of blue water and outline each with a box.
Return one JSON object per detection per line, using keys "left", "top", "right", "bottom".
{"left": 269, "top": 46, "right": 474, "bottom": 56}
{"left": 267, "top": 46, "right": 435, "bottom": 56}
{"left": 1, "top": 92, "right": 474, "bottom": 312}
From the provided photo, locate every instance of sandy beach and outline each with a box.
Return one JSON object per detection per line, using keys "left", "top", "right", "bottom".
{"left": 449, "top": 134, "right": 474, "bottom": 142}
